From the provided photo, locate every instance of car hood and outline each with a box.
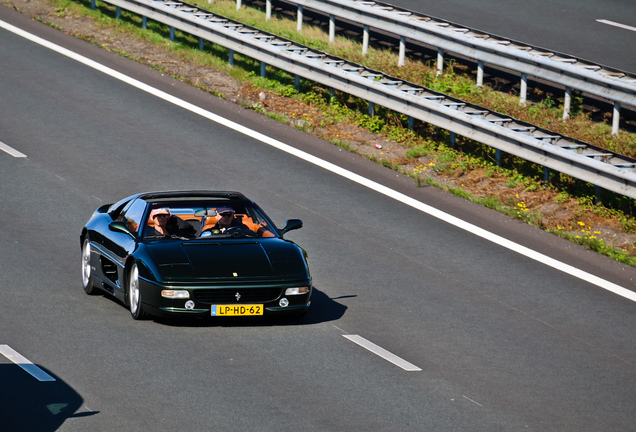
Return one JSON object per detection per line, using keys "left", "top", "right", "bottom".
{"left": 145, "top": 239, "right": 307, "bottom": 281}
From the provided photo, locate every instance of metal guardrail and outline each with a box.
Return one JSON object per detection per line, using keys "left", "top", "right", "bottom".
{"left": 98, "top": 0, "right": 636, "bottom": 198}
{"left": 248, "top": 0, "right": 636, "bottom": 135}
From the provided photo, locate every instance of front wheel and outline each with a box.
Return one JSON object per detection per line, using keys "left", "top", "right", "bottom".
{"left": 128, "top": 263, "right": 147, "bottom": 320}
{"left": 81, "top": 238, "right": 99, "bottom": 295}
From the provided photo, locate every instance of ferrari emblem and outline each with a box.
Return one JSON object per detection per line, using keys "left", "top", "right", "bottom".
{"left": 235, "top": 292, "right": 241, "bottom": 301}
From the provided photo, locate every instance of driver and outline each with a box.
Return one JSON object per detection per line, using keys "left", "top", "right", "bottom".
{"left": 203, "top": 207, "right": 249, "bottom": 235}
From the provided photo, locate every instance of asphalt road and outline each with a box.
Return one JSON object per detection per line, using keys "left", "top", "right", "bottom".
{"left": 388, "top": 0, "right": 636, "bottom": 73}
{"left": 1, "top": 6, "right": 636, "bottom": 432}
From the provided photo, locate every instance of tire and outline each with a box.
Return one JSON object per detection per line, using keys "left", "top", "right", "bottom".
{"left": 81, "top": 238, "right": 99, "bottom": 295}
{"left": 128, "top": 263, "right": 147, "bottom": 320}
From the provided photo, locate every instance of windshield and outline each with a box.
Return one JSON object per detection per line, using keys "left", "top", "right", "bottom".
{"left": 142, "top": 200, "right": 278, "bottom": 240}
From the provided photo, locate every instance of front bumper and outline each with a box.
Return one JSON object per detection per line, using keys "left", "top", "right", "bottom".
{"left": 138, "top": 277, "right": 312, "bottom": 318}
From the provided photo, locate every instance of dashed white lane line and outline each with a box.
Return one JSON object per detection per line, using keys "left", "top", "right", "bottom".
{"left": 597, "top": 19, "right": 636, "bottom": 32}
{"left": 0, "top": 345, "right": 56, "bottom": 382}
{"left": 1, "top": 19, "right": 635, "bottom": 303}
{"left": 462, "top": 395, "right": 483, "bottom": 407}
{"left": 0, "top": 140, "right": 27, "bottom": 158}
{"left": 343, "top": 335, "right": 422, "bottom": 371}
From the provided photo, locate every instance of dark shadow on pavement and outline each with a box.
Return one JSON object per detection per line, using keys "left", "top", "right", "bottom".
{"left": 0, "top": 364, "right": 98, "bottom": 432}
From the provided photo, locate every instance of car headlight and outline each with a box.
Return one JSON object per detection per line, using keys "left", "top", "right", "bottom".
{"left": 161, "top": 290, "right": 190, "bottom": 299}
{"left": 284, "top": 286, "right": 310, "bottom": 295}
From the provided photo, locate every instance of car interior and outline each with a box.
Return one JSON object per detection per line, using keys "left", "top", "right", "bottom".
{"left": 145, "top": 204, "right": 275, "bottom": 238}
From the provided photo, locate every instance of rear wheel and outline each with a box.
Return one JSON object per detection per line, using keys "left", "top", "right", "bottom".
{"left": 128, "top": 263, "right": 147, "bottom": 320}
{"left": 81, "top": 238, "right": 99, "bottom": 295}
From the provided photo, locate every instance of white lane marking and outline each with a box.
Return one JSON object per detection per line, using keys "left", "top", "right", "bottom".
{"left": 344, "top": 335, "right": 422, "bottom": 371}
{"left": 0, "top": 140, "right": 27, "bottom": 158}
{"left": 462, "top": 395, "right": 483, "bottom": 406}
{"left": 0, "top": 345, "right": 56, "bottom": 382}
{"left": 597, "top": 19, "right": 636, "bottom": 32}
{"left": 2, "top": 19, "right": 635, "bottom": 303}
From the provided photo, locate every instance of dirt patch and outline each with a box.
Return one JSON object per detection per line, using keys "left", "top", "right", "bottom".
{"left": 5, "top": 0, "right": 636, "bottom": 258}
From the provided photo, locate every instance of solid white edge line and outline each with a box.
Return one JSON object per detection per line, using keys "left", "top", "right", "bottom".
{"left": 0, "top": 140, "right": 27, "bottom": 158}
{"left": 0, "top": 345, "right": 56, "bottom": 382}
{"left": 596, "top": 19, "right": 636, "bottom": 32}
{"left": 344, "top": 335, "right": 422, "bottom": 371}
{"left": 2, "top": 19, "right": 635, "bottom": 303}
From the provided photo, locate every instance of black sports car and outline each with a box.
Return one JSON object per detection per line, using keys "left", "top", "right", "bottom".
{"left": 80, "top": 191, "right": 311, "bottom": 320}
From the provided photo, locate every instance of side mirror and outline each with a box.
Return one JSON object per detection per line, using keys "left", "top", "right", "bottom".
{"left": 279, "top": 219, "right": 303, "bottom": 236}
{"left": 109, "top": 221, "right": 135, "bottom": 238}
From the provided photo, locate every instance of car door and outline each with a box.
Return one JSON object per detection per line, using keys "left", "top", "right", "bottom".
{"left": 100, "top": 198, "right": 146, "bottom": 292}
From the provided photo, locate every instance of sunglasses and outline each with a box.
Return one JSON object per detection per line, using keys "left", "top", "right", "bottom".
{"left": 155, "top": 214, "right": 169, "bottom": 218}
{"left": 219, "top": 212, "right": 233, "bottom": 217}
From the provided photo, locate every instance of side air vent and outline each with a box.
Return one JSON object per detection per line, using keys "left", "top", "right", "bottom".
{"left": 101, "top": 258, "right": 119, "bottom": 284}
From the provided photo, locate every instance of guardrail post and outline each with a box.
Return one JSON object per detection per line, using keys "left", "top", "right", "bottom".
{"left": 170, "top": 27, "right": 175, "bottom": 42}
{"left": 236, "top": 0, "right": 241, "bottom": 11}
{"left": 369, "top": 102, "right": 375, "bottom": 117}
{"left": 477, "top": 60, "right": 484, "bottom": 87}
{"left": 450, "top": 132, "right": 456, "bottom": 148}
{"left": 266, "top": 0, "right": 271, "bottom": 20}
{"left": 408, "top": 117, "right": 414, "bottom": 130}
{"left": 91, "top": 0, "right": 96, "bottom": 10}
{"left": 436, "top": 48, "right": 444, "bottom": 76}
{"left": 520, "top": 73, "right": 528, "bottom": 106}
{"left": 362, "top": 25, "right": 369, "bottom": 55}
{"left": 563, "top": 86, "right": 571, "bottom": 121}
{"left": 142, "top": 16, "right": 147, "bottom": 29}
{"left": 543, "top": 167, "right": 550, "bottom": 182}
{"left": 612, "top": 102, "right": 621, "bottom": 135}
{"left": 329, "top": 15, "right": 335, "bottom": 43}
{"left": 294, "top": 75, "right": 300, "bottom": 91}
{"left": 116, "top": 6, "right": 121, "bottom": 19}
{"left": 496, "top": 149, "right": 502, "bottom": 166}
{"left": 199, "top": 37, "right": 204, "bottom": 51}
{"left": 398, "top": 36, "right": 405, "bottom": 67}
{"left": 297, "top": 5, "right": 303, "bottom": 31}
{"left": 229, "top": 49, "right": 234, "bottom": 66}
{"left": 260, "top": 61, "right": 267, "bottom": 78}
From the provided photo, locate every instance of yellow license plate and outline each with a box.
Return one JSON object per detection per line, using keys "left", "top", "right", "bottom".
{"left": 211, "top": 305, "right": 263, "bottom": 316}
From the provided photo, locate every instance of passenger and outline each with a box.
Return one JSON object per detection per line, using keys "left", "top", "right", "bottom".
{"left": 148, "top": 208, "right": 196, "bottom": 238}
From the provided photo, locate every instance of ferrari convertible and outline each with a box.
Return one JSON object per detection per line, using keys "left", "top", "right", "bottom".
{"left": 80, "top": 191, "right": 311, "bottom": 320}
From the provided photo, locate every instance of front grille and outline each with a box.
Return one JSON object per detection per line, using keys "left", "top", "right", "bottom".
{"left": 193, "top": 288, "right": 282, "bottom": 304}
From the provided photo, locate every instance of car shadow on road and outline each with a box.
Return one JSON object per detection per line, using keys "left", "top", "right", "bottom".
{"left": 0, "top": 364, "right": 98, "bottom": 431}
{"left": 154, "top": 286, "right": 351, "bottom": 327}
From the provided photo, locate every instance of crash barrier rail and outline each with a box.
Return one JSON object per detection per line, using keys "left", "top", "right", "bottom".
{"left": 95, "top": 0, "right": 636, "bottom": 199}
{"left": 241, "top": 0, "right": 636, "bottom": 135}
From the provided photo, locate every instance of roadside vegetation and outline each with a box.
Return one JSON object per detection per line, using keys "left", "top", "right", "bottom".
{"left": 15, "top": 0, "right": 636, "bottom": 265}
